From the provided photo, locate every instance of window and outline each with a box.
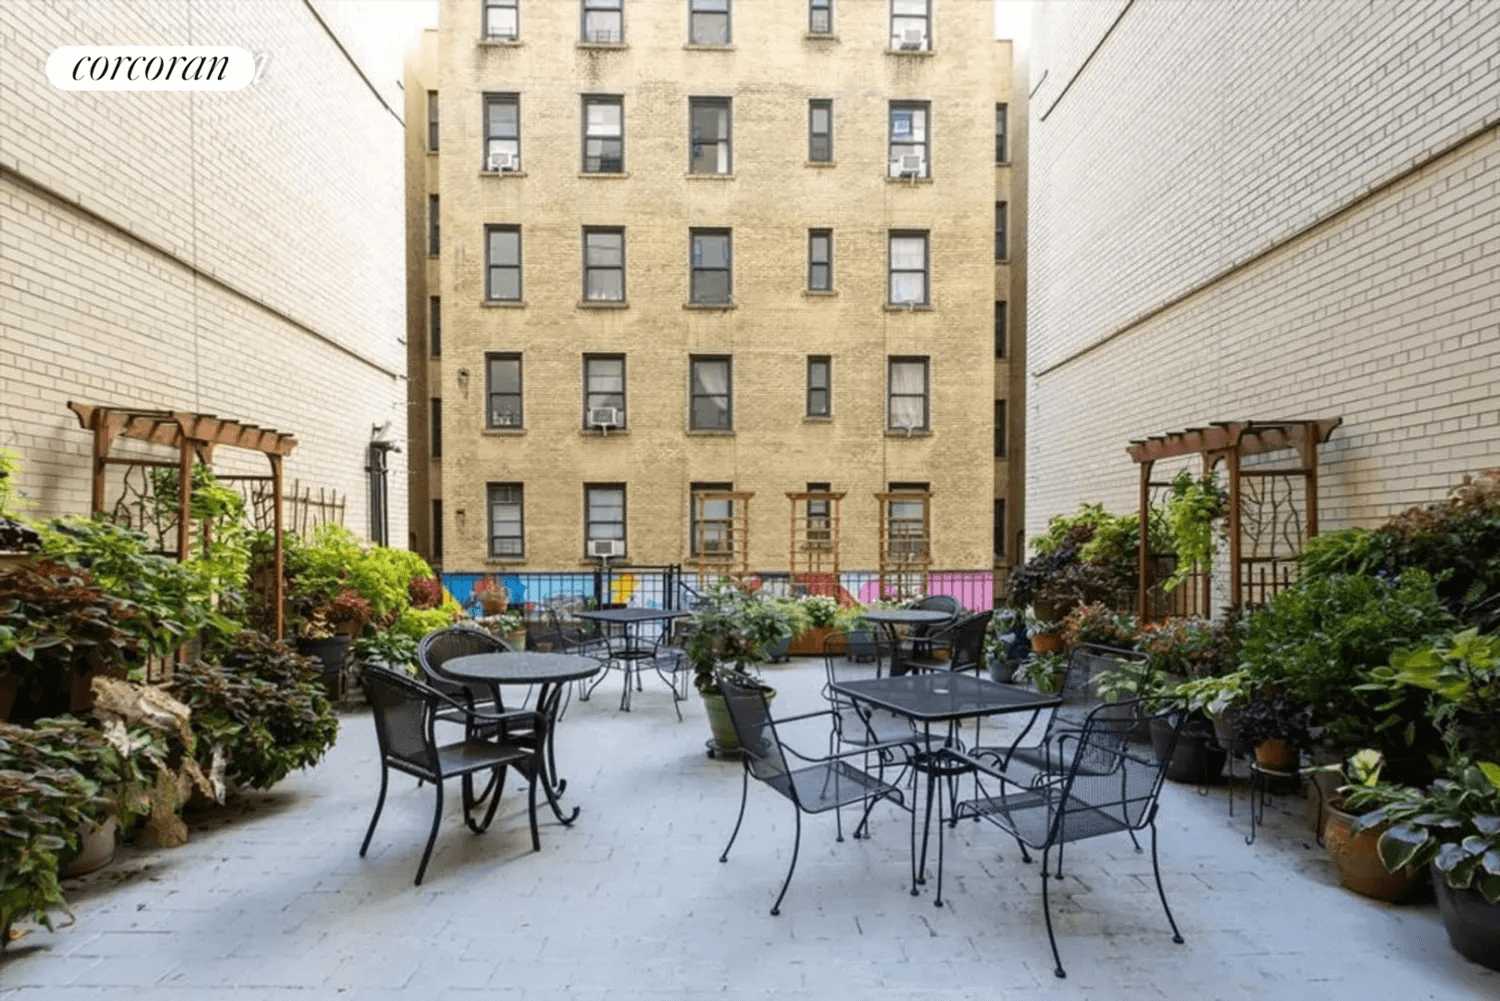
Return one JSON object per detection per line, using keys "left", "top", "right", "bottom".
{"left": 806, "top": 356, "right": 830, "bottom": 417}
{"left": 995, "top": 201, "right": 1008, "bottom": 260}
{"left": 584, "top": 354, "right": 625, "bottom": 427}
{"left": 888, "top": 231, "right": 928, "bottom": 305}
{"left": 427, "top": 91, "right": 439, "bottom": 151}
{"left": 428, "top": 195, "right": 440, "bottom": 255}
{"left": 808, "top": 100, "right": 832, "bottom": 162}
{"left": 809, "top": 0, "right": 831, "bottom": 34}
{"left": 484, "top": 94, "right": 520, "bottom": 171}
{"left": 994, "top": 399, "right": 1006, "bottom": 456}
{"left": 691, "top": 481, "right": 734, "bottom": 556}
{"left": 429, "top": 297, "right": 441, "bottom": 356}
{"left": 993, "top": 499, "right": 1005, "bottom": 562}
{"left": 995, "top": 103, "right": 1008, "bottom": 163}
{"left": 808, "top": 229, "right": 832, "bottom": 291}
{"left": 585, "top": 484, "right": 626, "bottom": 555}
{"left": 806, "top": 482, "right": 831, "bottom": 546}
{"left": 887, "top": 357, "right": 928, "bottom": 432}
{"left": 429, "top": 398, "right": 442, "bottom": 458}
{"left": 994, "top": 301, "right": 1007, "bottom": 358}
{"left": 583, "top": 227, "right": 625, "bottom": 302}
{"left": 583, "top": 96, "right": 623, "bottom": 172}
{"left": 582, "top": 0, "right": 622, "bottom": 42}
{"left": 431, "top": 498, "right": 443, "bottom": 562}
{"left": 690, "top": 229, "right": 731, "bottom": 303}
{"left": 484, "top": 0, "right": 518, "bottom": 39}
{"left": 486, "top": 353, "right": 523, "bottom": 428}
{"left": 689, "top": 97, "right": 731, "bottom": 174}
{"left": 689, "top": 356, "right": 731, "bottom": 430}
{"left": 486, "top": 225, "right": 521, "bottom": 301}
{"left": 890, "top": 0, "right": 929, "bottom": 50}
{"left": 887, "top": 482, "right": 930, "bottom": 562}
{"left": 889, "top": 102, "right": 929, "bottom": 177}
{"left": 488, "top": 483, "right": 524, "bottom": 558}
{"left": 689, "top": 0, "right": 729, "bottom": 45}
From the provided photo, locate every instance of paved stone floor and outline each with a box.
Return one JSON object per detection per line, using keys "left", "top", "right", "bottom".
{"left": 2, "top": 656, "right": 1496, "bottom": 1000}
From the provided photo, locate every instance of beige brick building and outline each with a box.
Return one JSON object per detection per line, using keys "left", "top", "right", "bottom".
{"left": 408, "top": 0, "right": 1025, "bottom": 583}
{"left": 1025, "top": 1, "right": 1500, "bottom": 536}
{"left": 0, "top": 1, "right": 409, "bottom": 542}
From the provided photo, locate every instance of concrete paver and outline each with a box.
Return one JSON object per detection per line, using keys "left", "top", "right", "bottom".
{"left": 2, "top": 656, "right": 1497, "bottom": 999}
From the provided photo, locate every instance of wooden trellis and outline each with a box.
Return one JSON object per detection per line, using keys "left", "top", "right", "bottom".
{"left": 1127, "top": 418, "right": 1341, "bottom": 621}
{"left": 786, "top": 490, "right": 844, "bottom": 584}
{"left": 687, "top": 489, "right": 754, "bottom": 587}
{"left": 876, "top": 489, "right": 931, "bottom": 601}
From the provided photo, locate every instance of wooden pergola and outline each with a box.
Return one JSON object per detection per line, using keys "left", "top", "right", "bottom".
{"left": 69, "top": 402, "right": 299, "bottom": 637}
{"left": 1127, "top": 418, "right": 1341, "bottom": 620}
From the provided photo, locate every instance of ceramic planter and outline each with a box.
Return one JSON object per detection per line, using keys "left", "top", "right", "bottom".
{"left": 1030, "top": 632, "right": 1063, "bottom": 655}
{"left": 1321, "top": 805, "right": 1423, "bottom": 903}
{"left": 1433, "top": 863, "right": 1500, "bottom": 970}
{"left": 1150, "top": 713, "right": 1226, "bottom": 783}
{"left": 1253, "top": 738, "right": 1299, "bottom": 773}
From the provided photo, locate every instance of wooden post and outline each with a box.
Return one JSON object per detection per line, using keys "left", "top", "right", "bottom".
{"left": 1137, "top": 460, "right": 1152, "bottom": 621}
{"left": 270, "top": 454, "right": 285, "bottom": 640}
{"left": 1227, "top": 447, "right": 1242, "bottom": 610}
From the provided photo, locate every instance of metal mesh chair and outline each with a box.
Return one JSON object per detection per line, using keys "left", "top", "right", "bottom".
{"left": 717, "top": 675, "right": 909, "bottom": 915}
{"left": 899, "top": 594, "right": 963, "bottom": 656}
{"left": 416, "top": 625, "right": 537, "bottom": 738}
{"left": 902, "top": 610, "right": 993, "bottom": 674}
{"left": 953, "top": 702, "right": 1185, "bottom": 978}
{"left": 360, "top": 665, "right": 546, "bottom": 885}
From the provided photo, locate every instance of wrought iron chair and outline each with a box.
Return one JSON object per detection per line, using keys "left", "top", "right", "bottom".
{"left": 359, "top": 665, "right": 545, "bottom": 885}
{"left": 952, "top": 701, "right": 1185, "bottom": 978}
{"left": 717, "top": 675, "right": 909, "bottom": 915}
{"left": 899, "top": 593, "right": 963, "bottom": 654}
{"left": 416, "top": 625, "right": 536, "bottom": 738}
{"left": 649, "top": 620, "right": 694, "bottom": 721}
{"left": 902, "top": 610, "right": 993, "bottom": 675}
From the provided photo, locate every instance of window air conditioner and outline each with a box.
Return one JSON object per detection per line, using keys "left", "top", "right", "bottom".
{"left": 491, "top": 411, "right": 519, "bottom": 427}
{"left": 588, "top": 538, "right": 624, "bottom": 558}
{"left": 899, "top": 28, "right": 926, "bottom": 50}
{"left": 898, "top": 154, "right": 926, "bottom": 177}
{"left": 588, "top": 406, "right": 622, "bottom": 428}
{"left": 586, "top": 29, "right": 620, "bottom": 43}
{"left": 487, "top": 151, "right": 517, "bottom": 172}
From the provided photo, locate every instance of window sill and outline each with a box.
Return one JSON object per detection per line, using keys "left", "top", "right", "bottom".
{"left": 579, "top": 170, "right": 629, "bottom": 179}
{"left": 579, "top": 427, "right": 628, "bottom": 437}
{"left": 883, "top": 303, "right": 932, "bottom": 312}
{"left": 803, "top": 416, "right": 832, "bottom": 424}
{"left": 482, "top": 299, "right": 527, "bottom": 308}
{"left": 805, "top": 33, "right": 838, "bottom": 42}
{"left": 886, "top": 47, "right": 935, "bottom": 57}
{"left": 683, "top": 43, "right": 735, "bottom": 52}
{"left": 804, "top": 289, "right": 838, "bottom": 298}
{"left": 577, "top": 41, "right": 627, "bottom": 50}
{"left": 578, "top": 300, "right": 629, "bottom": 309}
{"left": 685, "top": 172, "right": 735, "bottom": 181}
{"left": 484, "top": 427, "right": 526, "bottom": 436}
{"left": 683, "top": 302, "right": 736, "bottom": 311}
{"left": 485, "top": 556, "right": 527, "bottom": 566}
{"left": 806, "top": 160, "right": 836, "bottom": 168}
{"left": 426, "top": 149, "right": 438, "bottom": 157}
{"left": 427, "top": 253, "right": 439, "bottom": 260}
{"left": 887, "top": 175, "right": 934, "bottom": 185}
{"left": 995, "top": 256, "right": 1011, "bottom": 265}
{"left": 885, "top": 429, "right": 932, "bottom": 438}
{"left": 686, "top": 429, "right": 734, "bottom": 437}
{"left": 481, "top": 169, "right": 527, "bottom": 179}
{"left": 478, "top": 37, "right": 522, "bottom": 47}
{"left": 996, "top": 159, "right": 1012, "bottom": 167}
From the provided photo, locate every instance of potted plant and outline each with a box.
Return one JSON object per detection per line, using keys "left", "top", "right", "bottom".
{"left": 1305, "top": 749, "right": 1426, "bottom": 902}
{"left": 1013, "top": 651, "right": 1066, "bottom": 695}
{"left": 1236, "top": 694, "right": 1314, "bottom": 772}
{"left": 475, "top": 607, "right": 528, "bottom": 650}
{"left": 682, "top": 582, "right": 795, "bottom": 755}
{"left": 786, "top": 594, "right": 840, "bottom": 656}
{"left": 1025, "top": 612, "right": 1065, "bottom": 655}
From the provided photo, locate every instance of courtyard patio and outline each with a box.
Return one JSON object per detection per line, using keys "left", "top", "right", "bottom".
{"left": 2, "top": 655, "right": 1494, "bottom": 1000}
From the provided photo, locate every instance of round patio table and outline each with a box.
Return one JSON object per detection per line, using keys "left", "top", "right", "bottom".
{"left": 857, "top": 608, "right": 953, "bottom": 677}
{"left": 443, "top": 651, "right": 603, "bottom": 825}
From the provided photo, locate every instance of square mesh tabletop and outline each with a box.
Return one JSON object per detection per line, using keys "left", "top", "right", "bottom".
{"left": 831, "top": 673, "right": 1061, "bottom": 724}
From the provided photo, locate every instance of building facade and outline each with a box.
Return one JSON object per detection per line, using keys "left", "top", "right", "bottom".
{"left": 0, "top": 1, "right": 409, "bottom": 542}
{"left": 407, "top": 0, "right": 1024, "bottom": 585}
{"left": 1025, "top": 0, "right": 1500, "bottom": 536}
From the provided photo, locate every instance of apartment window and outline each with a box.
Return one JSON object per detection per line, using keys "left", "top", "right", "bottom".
{"left": 583, "top": 96, "right": 624, "bottom": 172}
{"left": 691, "top": 481, "right": 734, "bottom": 556}
{"left": 583, "top": 227, "right": 625, "bottom": 302}
{"left": 889, "top": 102, "right": 929, "bottom": 177}
{"left": 993, "top": 499, "right": 1005, "bottom": 562}
{"left": 891, "top": 0, "right": 930, "bottom": 50}
{"left": 806, "top": 482, "right": 831, "bottom": 546}
{"left": 485, "top": 94, "right": 520, "bottom": 171}
{"left": 585, "top": 484, "right": 626, "bottom": 555}
{"left": 584, "top": 355, "right": 625, "bottom": 427}
{"left": 887, "top": 482, "right": 930, "bottom": 562}
{"left": 486, "top": 353, "right": 523, "bottom": 428}
{"left": 689, "top": 0, "right": 729, "bottom": 45}
{"left": 689, "top": 97, "right": 731, "bottom": 174}
{"left": 429, "top": 398, "right": 442, "bottom": 458}
{"left": 994, "top": 301, "right": 1007, "bottom": 358}
{"left": 888, "top": 357, "right": 929, "bottom": 432}
{"left": 995, "top": 103, "right": 1008, "bottom": 163}
{"left": 427, "top": 91, "right": 439, "bottom": 151}
{"left": 994, "top": 399, "right": 1007, "bottom": 456}
{"left": 888, "top": 231, "right": 928, "bottom": 305}
{"left": 809, "top": 0, "right": 831, "bottom": 34}
{"left": 429, "top": 297, "right": 441, "bottom": 356}
{"left": 428, "top": 195, "right": 440, "bottom": 255}
{"left": 808, "top": 100, "right": 832, "bottom": 162}
{"left": 690, "top": 356, "right": 731, "bottom": 430}
{"left": 806, "top": 356, "right": 830, "bottom": 417}
{"left": 484, "top": 0, "right": 518, "bottom": 39}
{"left": 486, "top": 226, "right": 521, "bottom": 301}
{"left": 995, "top": 201, "right": 1008, "bottom": 260}
{"left": 431, "top": 499, "right": 443, "bottom": 562}
{"left": 582, "top": 0, "right": 622, "bottom": 42}
{"left": 488, "top": 483, "right": 524, "bottom": 558}
{"left": 690, "top": 229, "right": 731, "bottom": 303}
{"left": 808, "top": 229, "right": 832, "bottom": 291}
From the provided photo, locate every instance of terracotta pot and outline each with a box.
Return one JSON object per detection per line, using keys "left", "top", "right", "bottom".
{"left": 1433, "top": 863, "right": 1500, "bottom": 970}
{"left": 789, "top": 626, "right": 835, "bottom": 656}
{"left": 1322, "top": 804, "right": 1423, "bottom": 903}
{"left": 1030, "top": 632, "right": 1063, "bottom": 655}
{"left": 1253, "top": 738, "right": 1299, "bottom": 772}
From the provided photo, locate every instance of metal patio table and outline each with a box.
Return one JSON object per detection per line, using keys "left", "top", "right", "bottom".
{"left": 856, "top": 608, "right": 953, "bottom": 677}
{"left": 831, "top": 672, "right": 1063, "bottom": 904}
{"left": 575, "top": 607, "right": 693, "bottom": 711}
{"left": 443, "top": 651, "right": 603, "bottom": 825}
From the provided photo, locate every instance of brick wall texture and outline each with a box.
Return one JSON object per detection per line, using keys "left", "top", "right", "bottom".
{"left": 0, "top": 0, "right": 408, "bottom": 542}
{"left": 1026, "top": 0, "right": 1500, "bottom": 534}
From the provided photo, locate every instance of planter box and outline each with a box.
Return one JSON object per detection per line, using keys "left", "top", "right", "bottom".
{"left": 788, "top": 626, "right": 836, "bottom": 657}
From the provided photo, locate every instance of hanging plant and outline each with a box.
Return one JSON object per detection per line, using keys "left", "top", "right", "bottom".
{"left": 1162, "top": 470, "right": 1229, "bottom": 593}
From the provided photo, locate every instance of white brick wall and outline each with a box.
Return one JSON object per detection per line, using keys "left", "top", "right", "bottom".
{"left": 0, "top": 1, "right": 409, "bottom": 543}
{"left": 1026, "top": 0, "right": 1500, "bottom": 538}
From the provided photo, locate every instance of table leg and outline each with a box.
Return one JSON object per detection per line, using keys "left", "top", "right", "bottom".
{"left": 533, "top": 681, "right": 581, "bottom": 826}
